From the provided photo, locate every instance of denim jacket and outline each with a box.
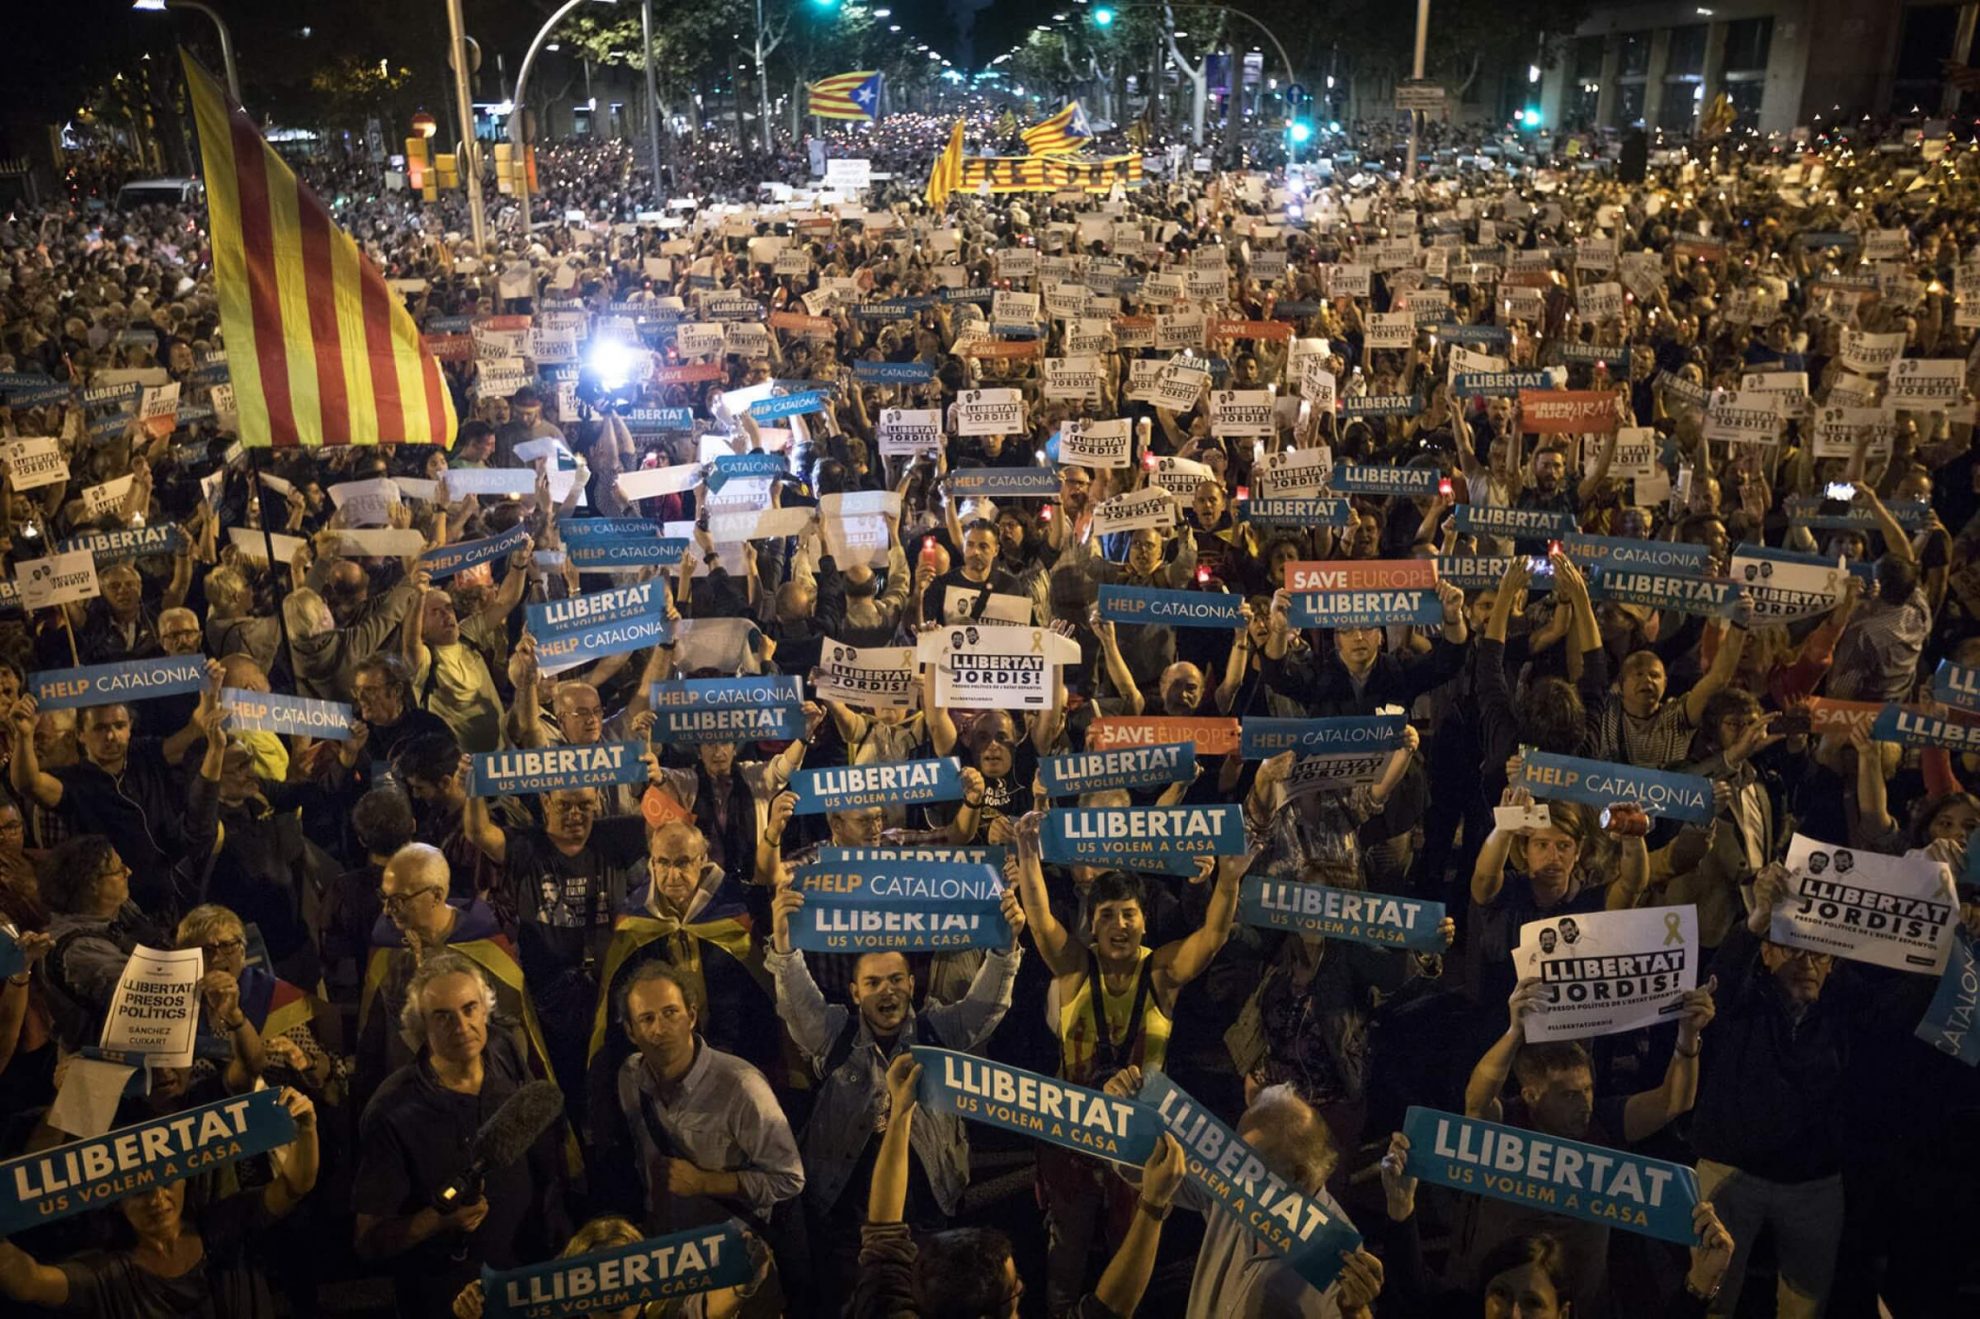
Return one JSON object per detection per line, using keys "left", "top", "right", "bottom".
{"left": 766, "top": 944, "right": 1020, "bottom": 1215}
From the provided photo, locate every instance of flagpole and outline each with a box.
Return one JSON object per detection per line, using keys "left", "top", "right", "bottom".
{"left": 251, "top": 450, "right": 295, "bottom": 663}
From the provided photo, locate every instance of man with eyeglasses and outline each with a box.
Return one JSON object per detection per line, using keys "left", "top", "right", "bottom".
{"left": 340, "top": 654, "right": 450, "bottom": 796}
{"left": 354, "top": 843, "right": 555, "bottom": 1114}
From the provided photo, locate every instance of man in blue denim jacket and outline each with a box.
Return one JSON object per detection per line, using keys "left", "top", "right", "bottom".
{"left": 765, "top": 872, "right": 1025, "bottom": 1315}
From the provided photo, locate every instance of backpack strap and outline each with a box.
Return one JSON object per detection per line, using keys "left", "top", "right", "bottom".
{"left": 1085, "top": 947, "right": 1154, "bottom": 1079}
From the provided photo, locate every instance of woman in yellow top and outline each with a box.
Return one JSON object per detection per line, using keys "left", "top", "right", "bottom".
{"left": 1010, "top": 810, "right": 1257, "bottom": 1315}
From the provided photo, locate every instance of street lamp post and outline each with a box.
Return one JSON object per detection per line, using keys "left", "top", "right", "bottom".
{"left": 1404, "top": 0, "right": 1428, "bottom": 183}
{"left": 133, "top": 0, "right": 240, "bottom": 105}
{"left": 443, "top": 0, "right": 487, "bottom": 252}
{"left": 1078, "top": 2, "right": 1298, "bottom": 148}
{"left": 642, "top": 0, "right": 663, "bottom": 190}
{"left": 512, "top": 0, "right": 617, "bottom": 236}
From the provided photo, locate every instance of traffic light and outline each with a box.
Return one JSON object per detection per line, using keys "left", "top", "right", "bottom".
{"left": 1093, "top": 6, "right": 1115, "bottom": 25}
{"left": 1289, "top": 120, "right": 1314, "bottom": 144}
{"left": 1520, "top": 107, "right": 1543, "bottom": 129}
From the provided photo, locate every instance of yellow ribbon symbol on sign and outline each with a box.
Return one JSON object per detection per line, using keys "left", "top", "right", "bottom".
{"left": 1664, "top": 913, "right": 1684, "bottom": 946}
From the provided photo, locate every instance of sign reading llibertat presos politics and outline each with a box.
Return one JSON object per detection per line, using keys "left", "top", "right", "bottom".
{"left": 100, "top": 945, "right": 203, "bottom": 1067}
{"left": 1039, "top": 743, "right": 1196, "bottom": 797}
{"left": 1239, "top": 876, "right": 1448, "bottom": 952}
{"left": 1239, "top": 715, "right": 1407, "bottom": 760}
{"left": 1040, "top": 804, "right": 1247, "bottom": 875}
{"left": 789, "top": 757, "right": 963, "bottom": 815}
{"left": 1137, "top": 1071, "right": 1362, "bottom": 1291}
{"left": 791, "top": 857, "right": 1009, "bottom": 953}
{"left": 648, "top": 676, "right": 805, "bottom": 745}
{"left": 31, "top": 655, "right": 209, "bottom": 711}
{"left": 1097, "top": 584, "right": 1244, "bottom": 628}
{"left": 1401, "top": 1106, "right": 1701, "bottom": 1245}
{"left": 466, "top": 742, "right": 651, "bottom": 798}
{"left": 0, "top": 1091, "right": 297, "bottom": 1236}
{"left": 1768, "top": 834, "right": 1958, "bottom": 975}
{"left": 1514, "top": 906, "right": 1698, "bottom": 1041}
{"left": 1518, "top": 750, "right": 1714, "bottom": 825}
{"left": 910, "top": 1046, "right": 1163, "bottom": 1166}
{"left": 479, "top": 1221, "right": 752, "bottom": 1319}
{"left": 222, "top": 689, "right": 353, "bottom": 741}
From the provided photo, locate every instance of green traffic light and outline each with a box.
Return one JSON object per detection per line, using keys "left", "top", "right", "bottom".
{"left": 1093, "top": 6, "right": 1115, "bottom": 25}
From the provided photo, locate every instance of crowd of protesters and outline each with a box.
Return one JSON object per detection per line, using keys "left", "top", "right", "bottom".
{"left": 0, "top": 102, "right": 1972, "bottom": 1319}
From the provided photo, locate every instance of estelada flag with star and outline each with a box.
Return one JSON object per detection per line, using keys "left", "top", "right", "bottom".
{"left": 182, "top": 52, "right": 457, "bottom": 448}
{"left": 809, "top": 70, "right": 882, "bottom": 121}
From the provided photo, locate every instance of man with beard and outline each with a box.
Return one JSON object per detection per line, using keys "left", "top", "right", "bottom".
{"left": 647, "top": 702, "right": 821, "bottom": 881}
{"left": 1456, "top": 975, "right": 1717, "bottom": 1319}
{"left": 765, "top": 868, "right": 1025, "bottom": 1313}
{"left": 597, "top": 962, "right": 803, "bottom": 1296}
{"left": 1261, "top": 579, "right": 1470, "bottom": 716}
{"left": 1510, "top": 446, "right": 1609, "bottom": 555}
{"left": 916, "top": 518, "right": 1022, "bottom": 626}
{"left": 285, "top": 558, "right": 424, "bottom": 703}
{"left": 1010, "top": 812, "right": 1258, "bottom": 1315}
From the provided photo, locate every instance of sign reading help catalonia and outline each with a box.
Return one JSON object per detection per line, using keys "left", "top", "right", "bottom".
{"left": 911, "top": 1046, "right": 1162, "bottom": 1165}
{"left": 648, "top": 676, "right": 804, "bottom": 745}
{"left": 31, "top": 656, "right": 210, "bottom": 711}
{"left": 224, "top": 689, "right": 354, "bottom": 741}
{"left": 1519, "top": 750, "right": 1714, "bottom": 825}
{"left": 792, "top": 858, "right": 1010, "bottom": 952}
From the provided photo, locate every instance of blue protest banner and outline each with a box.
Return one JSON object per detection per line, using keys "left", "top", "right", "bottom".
{"left": 0, "top": 1091, "right": 297, "bottom": 1236}
{"left": 748, "top": 390, "right": 830, "bottom": 422}
{"left": 790, "top": 757, "right": 964, "bottom": 815}
{"left": 1587, "top": 567, "right": 1744, "bottom": 619}
{"left": 1239, "top": 716, "right": 1407, "bottom": 759}
{"left": 853, "top": 300, "right": 933, "bottom": 320}
{"left": 649, "top": 676, "right": 804, "bottom": 745}
{"left": 1433, "top": 555, "right": 1553, "bottom": 591}
{"left": 1785, "top": 496, "right": 1934, "bottom": 532}
{"left": 1328, "top": 464, "right": 1441, "bottom": 497}
{"left": 57, "top": 525, "right": 186, "bottom": 561}
{"left": 1040, "top": 804, "right": 1247, "bottom": 874}
{"left": 426, "top": 315, "right": 473, "bottom": 333}
{"left": 1870, "top": 703, "right": 1980, "bottom": 753}
{"left": 623, "top": 407, "right": 695, "bottom": 432}
{"left": 819, "top": 844, "right": 1010, "bottom": 870}
{"left": 80, "top": 382, "right": 141, "bottom": 411}
{"left": 1040, "top": 743, "right": 1196, "bottom": 797}
{"left": 559, "top": 518, "right": 671, "bottom": 542}
{"left": 527, "top": 579, "right": 666, "bottom": 636}
{"left": 1915, "top": 930, "right": 1980, "bottom": 1067}
{"left": 948, "top": 468, "right": 1063, "bottom": 499}
{"left": 568, "top": 538, "right": 691, "bottom": 570}
{"left": 223, "top": 689, "right": 353, "bottom": 741}
{"left": 851, "top": 359, "right": 936, "bottom": 384}
{"left": 1401, "top": 1106, "right": 1701, "bottom": 1245}
{"left": 1453, "top": 505, "right": 1578, "bottom": 541}
{"left": 1138, "top": 1071, "right": 1362, "bottom": 1289}
{"left": 89, "top": 412, "right": 136, "bottom": 438}
{"left": 1272, "top": 300, "right": 1323, "bottom": 318}
{"left": 0, "top": 926, "right": 22, "bottom": 979}
{"left": 1340, "top": 394, "right": 1420, "bottom": 418}
{"left": 1239, "top": 876, "right": 1448, "bottom": 951}
{"left": 0, "top": 372, "right": 58, "bottom": 390}
{"left": 1242, "top": 497, "right": 1356, "bottom": 529}
{"left": 1934, "top": 660, "right": 1980, "bottom": 713}
{"left": 5, "top": 383, "right": 73, "bottom": 408}
{"left": 30, "top": 655, "right": 209, "bottom": 711}
{"left": 1563, "top": 534, "right": 1709, "bottom": 576}
{"left": 1453, "top": 370, "right": 1560, "bottom": 398}
{"left": 792, "top": 859, "right": 1009, "bottom": 952}
{"left": 1097, "top": 585, "right": 1245, "bottom": 629}
{"left": 480, "top": 1222, "right": 753, "bottom": 1319}
{"left": 420, "top": 522, "right": 530, "bottom": 582}
{"left": 534, "top": 609, "right": 673, "bottom": 674}
{"left": 467, "top": 742, "right": 651, "bottom": 797}
{"left": 911, "top": 1046, "right": 1163, "bottom": 1166}
{"left": 1519, "top": 750, "right": 1714, "bottom": 824}
{"left": 1429, "top": 324, "right": 1512, "bottom": 345}
{"left": 1558, "top": 344, "right": 1630, "bottom": 367}
{"left": 939, "top": 286, "right": 996, "bottom": 305}
{"left": 1287, "top": 590, "right": 1442, "bottom": 629}
{"left": 712, "top": 451, "right": 790, "bottom": 479}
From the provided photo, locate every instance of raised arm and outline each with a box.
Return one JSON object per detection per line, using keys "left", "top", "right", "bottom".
{"left": 1683, "top": 618, "right": 1749, "bottom": 725}
{"left": 1013, "top": 813, "right": 1079, "bottom": 977}
{"left": 1620, "top": 979, "right": 1715, "bottom": 1142}
{"left": 7, "top": 697, "right": 62, "bottom": 808}
{"left": 461, "top": 788, "right": 508, "bottom": 866}
{"left": 1152, "top": 847, "right": 1256, "bottom": 996}
{"left": 1464, "top": 979, "right": 1545, "bottom": 1121}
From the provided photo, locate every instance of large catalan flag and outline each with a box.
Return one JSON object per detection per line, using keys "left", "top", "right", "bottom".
{"left": 183, "top": 52, "right": 457, "bottom": 448}
{"left": 925, "top": 117, "right": 966, "bottom": 209}
{"left": 1020, "top": 101, "right": 1093, "bottom": 156}
{"left": 808, "top": 70, "right": 882, "bottom": 121}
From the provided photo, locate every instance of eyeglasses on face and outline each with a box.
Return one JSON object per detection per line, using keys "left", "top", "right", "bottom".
{"left": 201, "top": 937, "right": 246, "bottom": 957}
{"left": 380, "top": 887, "right": 443, "bottom": 913}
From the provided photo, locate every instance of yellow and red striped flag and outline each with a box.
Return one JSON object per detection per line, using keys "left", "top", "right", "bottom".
{"left": 183, "top": 52, "right": 457, "bottom": 448}
{"left": 925, "top": 117, "right": 966, "bottom": 209}
{"left": 808, "top": 70, "right": 882, "bottom": 121}
{"left": 1020, "top": 101, "right": 1093, "bottom": 156}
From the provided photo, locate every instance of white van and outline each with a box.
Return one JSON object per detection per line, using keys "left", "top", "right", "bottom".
{"left": 114, "top": 177, "right": 204, "bottom": 209}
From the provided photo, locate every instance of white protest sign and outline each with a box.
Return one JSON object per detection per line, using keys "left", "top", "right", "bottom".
{"left": 1042, "top": 355, "right": 1104, "bottom": 403}
{"left": 1153, "top": 357, "right": 1211, "bottom": 412}
{"left": 1515, "top": 906, "right": 1698, "bottom": 1041}
{"left": 1366, "top": 312, "right": 1414, "bottom": 350}
{"left": 101, "top": 944, "right": 204, "bottom": 1068}
{"left": 226, "top": 527, "right": 306, "bottom": 566}
{"left": 1885, "top": 358, "right": 1965, "bottom": 409}
{"left": 1092, "top": 486, "right": 1176, "bottom": 536}
{"left": 1811, "top": 407, "right": 1896, "bottom": 461}
{"left": 0, "top": 437, "right": 69, "bottom": 491}
{"left": 1068, "top": 317, "right": 1116, "bottom": 355}
{"left": 614, "top": 465, "right": 703, "bottom": 502}
{"left": 1257, "top": 446, "right": 1333, "bottom": 498}
{"left": 818, "top": 491, "right": 902, "bottom": 569}
{"left": 955, "top": 389, "right": 1025, "bottom": 436}
{"left": 877, "top": 408, "right": 943, "bottom": 458}
{"left": 815, "top": 642, "right": 919, "bottom": 711}
{"left": 1578, "top": 282, "right": 1623, "bottom": 321}
{"left": 1839, "top": 329, "right": 1906, "bottom": 376}
{"left": 329, "top": 477, "right": 402, "bottom": 528}
{"left": 939, "top": 588, "right": 1032, "bottom": 626}
{"left": 1589, "top": 427, "right": 1658, "bottom": 481}
{"left": 706, "top": 505, "right": 817, "bottom": 543}
{"left": 677, "top": 323, "right": 727, "bottom": 358}
{"left": 1061, "top": 418, "right": 1132, "bottom": 468}
{"left": 918, "top": 623, "right": 1078, "bottom": 712}
{"left": 1739, "top": 371, "right": 1810, "bottom": 416}
{"left": 16, "top": 550, "right": 99, "bottom": 609}
{"left": 1156, "top": 309, "right": 1206, "bottom": 351}
{"left": 326, "top": 528, "right": 428, "bottom": 558}
{"left": 80, "top": 474, "right": 137, "bottom": 520}
{"left": 1770, "top": 834, "right": 1957, "bottom": 975}
{"left": 1702, "top": 389, "right": 1782, "bottom": 446}
{"left": 1209, "top": 389, "right": 1275, "bottom": 439}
